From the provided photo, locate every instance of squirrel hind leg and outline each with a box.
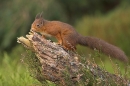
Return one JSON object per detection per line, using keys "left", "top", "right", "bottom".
{"left": 62, "top": 42, "right": 76, "bottom": 51}
{"left": 63, "top": 46, "right": 76, "bottom": 51}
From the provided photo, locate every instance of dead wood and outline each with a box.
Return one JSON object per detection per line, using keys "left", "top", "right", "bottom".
{"left": 17, "top": 32, "right": 129, "bottom": 86}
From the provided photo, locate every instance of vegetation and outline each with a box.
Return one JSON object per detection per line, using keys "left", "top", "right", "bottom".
{"left": 0, "top": 0, "right": 130, "bottom": 85}
{"left": 0, "top": 48, "right": 42, "bottom": 86}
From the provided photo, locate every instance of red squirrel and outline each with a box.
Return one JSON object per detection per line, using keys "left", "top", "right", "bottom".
{"left": 31, "top": 13, "right": 128, "bottom": 62}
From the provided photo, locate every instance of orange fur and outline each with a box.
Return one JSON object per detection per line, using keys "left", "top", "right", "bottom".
{"left": 31, "top": 13, "right": 128, "bottom": 62}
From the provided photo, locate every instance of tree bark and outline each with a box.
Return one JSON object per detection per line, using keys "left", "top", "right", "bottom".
{"left": 17, "top": 32, "right": 129, "bottom": 86}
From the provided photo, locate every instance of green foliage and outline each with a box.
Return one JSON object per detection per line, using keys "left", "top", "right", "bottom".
{"left": 75, "top": 5, "right": 130, "bottom": 59}
{"left": 57, "top": 0, "right": 121, "bottom": 23}
{"left": 0, "top": 46, "right": 58, "bottom": 86}
{"left": 23, "top": 50, "right": 49, "bottom": 85}
{"left": 0, "top": 52, "right": 42, "bottom": 86}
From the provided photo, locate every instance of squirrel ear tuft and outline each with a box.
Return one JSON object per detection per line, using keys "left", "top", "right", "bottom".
{"left": 35, "top": 13, "right": 41, "bottom": 19}
{"left": 40, "top": 12, "right": 43, "bottom": 18}
{"left": 35, "top": 12, "right": 43, "bottom": 19}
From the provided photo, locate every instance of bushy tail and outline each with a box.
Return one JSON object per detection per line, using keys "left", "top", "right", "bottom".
{"left": 78, "top": 35, "right": 128, "bottom": 62}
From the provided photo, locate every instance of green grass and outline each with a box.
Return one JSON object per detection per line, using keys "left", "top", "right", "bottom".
{"left": 0, "top": 45, "right": 57, "bottom": 86}
{"left": 0, "top": 45, "right": 56, "bottom": 86}
{"left": 0, "top": 52, "right": 42, "bottom": 86}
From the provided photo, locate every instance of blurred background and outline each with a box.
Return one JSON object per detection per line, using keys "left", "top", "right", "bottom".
{"left": 0, "top": 0, "right": 130, "bottom": 85}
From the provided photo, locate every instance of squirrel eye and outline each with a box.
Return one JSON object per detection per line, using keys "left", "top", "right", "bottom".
{"left": 36, "top": 24, "right": 40, "bottom": 28}
{"left": 37, "top": 24, "right": 39, "bottom": 27}
{"left": 36, "top": 21, "right": 43, "bottom": 28}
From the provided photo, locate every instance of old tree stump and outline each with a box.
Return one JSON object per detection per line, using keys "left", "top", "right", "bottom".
{"left": 17, "top": 32, "right": 129, "bottom": 86}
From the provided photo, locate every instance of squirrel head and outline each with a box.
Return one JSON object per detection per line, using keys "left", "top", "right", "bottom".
{"left": 31, "top": 12, "right": 44, "bottom": 32}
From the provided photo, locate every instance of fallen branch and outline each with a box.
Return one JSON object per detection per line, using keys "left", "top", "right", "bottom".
{"left": 17, "top": 32, "right": 129, "bottom": 86}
